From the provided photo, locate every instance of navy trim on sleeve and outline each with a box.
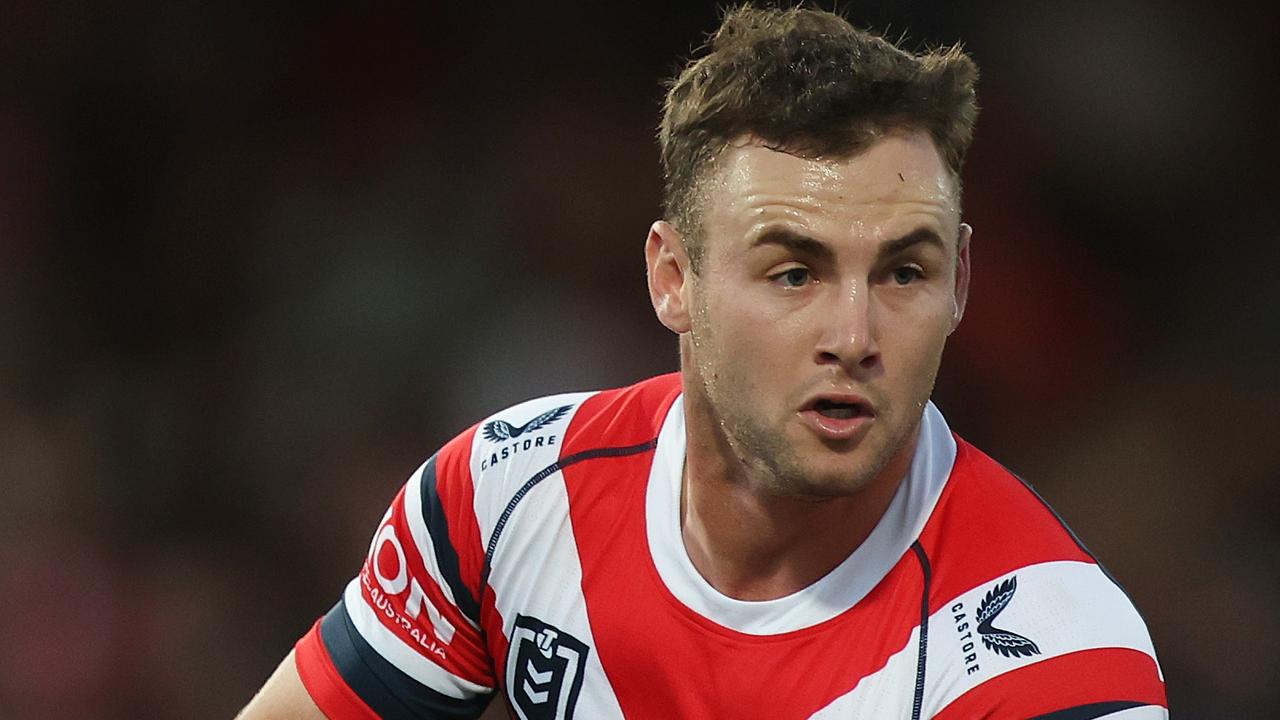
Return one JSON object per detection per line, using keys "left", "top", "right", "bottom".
{"left": 419, "top": 455, "right": 482, "bottom": 624}
{"left": 319, "top": 599, "right": 493, "bottom": 720}
{"left": 1031, "top": 700, "right": 1146, "bottom": 719}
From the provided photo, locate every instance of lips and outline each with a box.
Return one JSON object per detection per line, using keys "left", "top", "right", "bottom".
{"left": 799, "top": 393, "right": 875, "bottom": 440}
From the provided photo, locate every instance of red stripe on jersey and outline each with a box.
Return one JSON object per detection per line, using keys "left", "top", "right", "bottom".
{"left": 557, "top": 373, "right": 682, "bottom": 457}
{"left": 361, "top": 477, "right": 491, "bottom": 684}
{"left": 435, "top": 425, "right": 487, "bottom": 609}
{"left": 295, "top": 620, "right": 381, "bottom": 720}
{"left": 920, "top": 438, "right": 1094, "bottom": 613}
{"left": 560, "top": 376, "right": 929, "bottom": 718}
{"left": 933, "top": 647, "right": 1167, "bottom": 719}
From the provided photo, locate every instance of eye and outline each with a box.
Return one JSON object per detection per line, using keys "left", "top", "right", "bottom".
{"left": 771, "top": 267, "right": 812, "bottom": 288}
{"left": 891, "top": 266, "right": 924, "bottom": 285}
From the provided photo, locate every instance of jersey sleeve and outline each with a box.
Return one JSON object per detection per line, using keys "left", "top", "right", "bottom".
{"left": 294, "top": 426, "right": 496, "bottom": 720}
{"left": 926, "top": 561, "right": 1168, "bottom": 719}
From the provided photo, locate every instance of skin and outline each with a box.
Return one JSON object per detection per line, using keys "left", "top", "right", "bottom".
{"left": 234, "top": 650, "right": 326, "bottom": 720}
{"left": 645, "top": 129, "right": 971, "bottom": 601}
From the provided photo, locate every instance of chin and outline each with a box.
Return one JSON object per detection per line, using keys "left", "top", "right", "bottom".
{"left": 769, "top": 462, "right": 879, "bottom": 499}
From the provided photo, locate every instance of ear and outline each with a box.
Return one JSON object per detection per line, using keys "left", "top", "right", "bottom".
{"left": 950, "top": 222, "right": 972, "bottom": 333}
{"left": 645, "top": 220, "right": 692, "bottom": 334}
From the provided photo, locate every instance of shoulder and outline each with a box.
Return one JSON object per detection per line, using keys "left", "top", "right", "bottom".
{"left": 414, "top": 373, "right": 682, "bottom": 588}
{"left": 919, "top": 437, "right": 1167, "bottom": 716}
{"left": 453, "top": 373, "right": 682, "bottom": 508}
{"left": 920, "top": 436, "right": 1109, "bottom": 599}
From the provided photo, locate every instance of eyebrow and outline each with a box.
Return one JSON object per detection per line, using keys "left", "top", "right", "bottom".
{"left": 750, "top": 228, "right": 836, "bottom": 263}
{"left": 750, "top": 225, "right": 947, "bottom": 260}
{"left": 880, "top": 227, "right": 947, "bottom": 257}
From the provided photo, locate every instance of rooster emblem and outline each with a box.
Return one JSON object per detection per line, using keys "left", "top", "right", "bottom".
{"left": 482, "top": 405, "right": 573, "bottom": 442}
{"left": 976, "top": 576, "right": 1041, "bottom": 658}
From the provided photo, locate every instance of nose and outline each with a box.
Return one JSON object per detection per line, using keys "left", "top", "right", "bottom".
{"left": 813, "top": 279, "right": 880, "bottom": 374}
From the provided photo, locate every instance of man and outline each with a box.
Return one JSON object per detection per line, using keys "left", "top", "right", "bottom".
{"left": 239, "top": 6, "right": 1167, "bottom": 718}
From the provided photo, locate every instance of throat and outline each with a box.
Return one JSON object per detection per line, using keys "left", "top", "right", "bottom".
{"left": 674, "top": 366, "right": 912, "bottom": 601}
{"left": 679, "top": 471, "right": 891, "bottom": 601}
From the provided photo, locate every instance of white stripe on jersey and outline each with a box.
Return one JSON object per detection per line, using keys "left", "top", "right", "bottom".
{"left": 464, "top": 391, "right": 626, "bottom": 717}
{"left": 468, "top": 391, "right": 596, "bottom": 547}
{"left": 808, "top": 560, "right": 1163, "bottom": 717}
{"left": 341, "top": 579, "right": 492, "bottom": 699}
{"left": 401, "top": 460, "right": 478, "bottom": 629}
{"left": 483, "top": 445, "right": 627, "bottom": 718}
{"left": 646, "top": 398, "right": 957, "bottom": 635}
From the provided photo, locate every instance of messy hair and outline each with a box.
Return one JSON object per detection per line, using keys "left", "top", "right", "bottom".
{"left": 658, "top": 4, "right": 979, "bottom": 270}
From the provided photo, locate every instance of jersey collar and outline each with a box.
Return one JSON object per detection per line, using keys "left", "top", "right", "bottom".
{"left": 645, "top": 396, "right": 957, "bottom": 635}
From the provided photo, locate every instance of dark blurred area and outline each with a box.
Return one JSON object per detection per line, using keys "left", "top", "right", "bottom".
{"left": 1, "top": 1, "right": 1277, "bottom": 718}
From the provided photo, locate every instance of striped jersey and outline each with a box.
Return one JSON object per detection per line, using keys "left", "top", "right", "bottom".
{"left": 294, "top": 373, "right": 1167, "bottom": 719}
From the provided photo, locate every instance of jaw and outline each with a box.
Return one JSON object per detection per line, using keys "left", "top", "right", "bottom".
{"left": 679, "top": 331, "right": 928, "bottom": 500}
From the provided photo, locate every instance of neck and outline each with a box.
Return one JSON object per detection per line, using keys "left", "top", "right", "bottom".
{"left": 678, "top": 366, "right": 916, "bottom": 602}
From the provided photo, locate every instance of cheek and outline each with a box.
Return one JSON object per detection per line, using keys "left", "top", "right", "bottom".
{"left": 695, "top": 296, "right": 800, "bottom": 386}
{"left": 718, "top": 300, "right": 804, "bottom": 361}
{"left": 881, "top": 301, "right": 954, "bottom": 370}
{"left": 700, "top": 281, "right": 781, "bottom": 340}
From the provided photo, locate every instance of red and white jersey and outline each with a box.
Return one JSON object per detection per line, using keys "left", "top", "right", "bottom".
{"left": 295, "top": 373, "right": 1167, "bottom": 719}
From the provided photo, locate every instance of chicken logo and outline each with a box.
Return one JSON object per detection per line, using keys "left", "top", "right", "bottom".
{"left": 976, "top": 576, "right": 1041, "bottom": 659}
{"left": 483, "top": 405, "right": 573, "bottom": 442}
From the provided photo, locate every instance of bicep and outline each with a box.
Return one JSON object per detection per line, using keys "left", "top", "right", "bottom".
{"left": 236, "top": 649, "right": 327, "bottom": 720}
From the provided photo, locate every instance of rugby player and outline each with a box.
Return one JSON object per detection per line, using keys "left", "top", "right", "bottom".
{"left": 238, "top": 6, "right": 1167, "bottom": 718}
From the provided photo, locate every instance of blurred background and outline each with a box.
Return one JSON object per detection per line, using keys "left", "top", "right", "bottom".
{"left": 2, "top": 1, "right": 1277, "bottom": 717}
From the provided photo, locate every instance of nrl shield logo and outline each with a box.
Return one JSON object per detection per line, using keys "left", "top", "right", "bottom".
{"left": 507, "top": 614, "right": 589, "bottom": 720}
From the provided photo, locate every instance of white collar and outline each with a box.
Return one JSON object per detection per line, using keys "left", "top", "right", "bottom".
{"left": 645, "top": 397, "right": 957, "bottom": 635}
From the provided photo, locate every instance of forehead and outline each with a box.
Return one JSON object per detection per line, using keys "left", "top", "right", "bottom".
{"left": 701, "top": 131, "right": 959, "bottom": 249}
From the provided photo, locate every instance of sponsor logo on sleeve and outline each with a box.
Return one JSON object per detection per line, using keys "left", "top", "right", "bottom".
{"left": 361, "top": 520, "right": 455, "bottom": 660}
{"left": 480, "top": 405, "right": 573, "bottom": 471}
{"left": 506, "top": 614, "right": 589, "bottom": 720}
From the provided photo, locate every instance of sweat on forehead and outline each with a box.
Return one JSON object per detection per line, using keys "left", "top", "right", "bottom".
{"left": 686, "top": 133, "right": 961, "bottom": 260}
{"left": 717, "top": 133, "right": 959, "bottom": 203}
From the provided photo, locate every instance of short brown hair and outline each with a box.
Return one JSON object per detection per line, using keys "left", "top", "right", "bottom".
{"left": 658, "top": 4, "right": 979, "bottom": 270}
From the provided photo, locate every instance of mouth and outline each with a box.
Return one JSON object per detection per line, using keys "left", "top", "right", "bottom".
{"left": 810, "top": 398, "right": 870, "bottom": 420}
{"left": 799, "top": 394, "right": 875, "bottom": 440}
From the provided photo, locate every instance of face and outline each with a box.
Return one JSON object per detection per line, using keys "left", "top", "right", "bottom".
{"left": 648, "top": 130, "right": 970, "bottom": 497}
